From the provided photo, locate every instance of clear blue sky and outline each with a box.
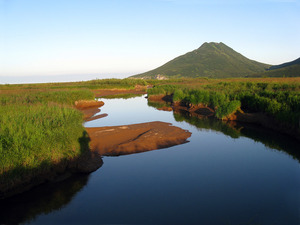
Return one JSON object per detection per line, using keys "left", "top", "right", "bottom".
{"left": 1, "top": 0, "right": 300, "bottom": 82}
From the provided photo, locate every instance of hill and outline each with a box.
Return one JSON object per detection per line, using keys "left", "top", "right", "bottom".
{"left": 131, "top": 42, "right": 270, "bottom": 79}
{"left": 251, "top": 57, "right": 300, "bottom": 77}
{"left": 268, "top": 57, "right": 300, "bottom": 70}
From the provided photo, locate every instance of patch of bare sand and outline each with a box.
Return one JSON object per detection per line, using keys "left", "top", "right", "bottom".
{"left": 75, "top": 100, "right": 104, "bottom": 109}
{"left": 86, "top": 121, "right": 192, "bottom": 156}
{"left": 75, "top": 100, "right": 106, "bottom": 121}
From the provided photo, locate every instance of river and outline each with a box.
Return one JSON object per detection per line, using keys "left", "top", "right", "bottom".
{"left": 0, "top": 95, "right": 299, "bottom": 224}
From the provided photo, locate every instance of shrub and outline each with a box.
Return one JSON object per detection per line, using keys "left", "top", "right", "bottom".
{"left": 215, "top": 100, "right": 241, "bottom": 119}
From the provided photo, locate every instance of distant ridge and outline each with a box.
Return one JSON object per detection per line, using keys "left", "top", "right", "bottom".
{"left": 268, "top": 57, "right": 300, "bottom": 70}
{"left": 131, "top": 42, "right": 270, "bottom": 79}
{"left": 253, "top": 57, "right": 300, "bottom": 77}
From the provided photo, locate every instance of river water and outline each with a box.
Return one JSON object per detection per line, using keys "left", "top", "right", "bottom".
{"left": 1, "top": 95, "right": 299, "bottom": 224}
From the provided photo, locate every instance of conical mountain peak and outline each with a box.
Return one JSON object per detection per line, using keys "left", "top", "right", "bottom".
{"left": 132, "top": 42, "right": 269, "bottom": 78}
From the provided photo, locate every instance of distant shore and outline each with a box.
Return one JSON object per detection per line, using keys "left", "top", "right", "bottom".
{"left": 148, "top": 94, "right": 300, "bottom": 142}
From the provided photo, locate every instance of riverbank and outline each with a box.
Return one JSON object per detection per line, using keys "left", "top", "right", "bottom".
{"left": 0, "top": 91, "right": 104, "bottom": 199}
{"left": 0, "top": 89, "right": 192, "bottom": 199}
{"left": 148, "top": 94, "right": 300, "bottom": 141}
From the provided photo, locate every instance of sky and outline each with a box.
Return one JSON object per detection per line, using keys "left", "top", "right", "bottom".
{"left": 0, "top": 0, "right": 300, "bottom": 83}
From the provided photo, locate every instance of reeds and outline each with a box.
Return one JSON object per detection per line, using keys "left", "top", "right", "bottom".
{"left": 0, "top": 89, "right": 95, "bottom": 187}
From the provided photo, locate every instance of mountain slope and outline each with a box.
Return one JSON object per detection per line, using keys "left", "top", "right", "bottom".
{"left": 268, "top": 57, "right": 300, "bottom": 70}
{"left": 251, "top": 57, "right": 300, "bottom": 77}
{"left": 132, "top": 42, "right": 270, "bottom": 78}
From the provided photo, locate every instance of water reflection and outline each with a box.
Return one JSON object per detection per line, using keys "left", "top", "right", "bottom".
{"left": 148, "top": 98, "right": 300, "bottom": 161}
{"left": 173, "top": 110, "right": 300, "bottom": 162}
{"left": 0, "top": 174, "right": 90, "bottom": 224}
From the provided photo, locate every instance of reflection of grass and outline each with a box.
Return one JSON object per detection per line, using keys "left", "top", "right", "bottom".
{"left": 173, "top": 111, "right": 240, "bottom": 139}
{"left": 101, "top": 93, "right": 144, "bottom": 99}
{"left": 174, "top": 110, "right": 300, "bottom": 162}
{"left": 147, "top": 100, "right": 171, "bottom": 110}
{"left": 0, "top": 174, "right": 90, "bottom": 224}
{"left": 0, "top": 89, "right": 95, "bottom": 192}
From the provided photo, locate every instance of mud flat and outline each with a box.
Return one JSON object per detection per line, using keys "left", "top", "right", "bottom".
{"left": 86, "top": 121, "right": 192, "bottom": 156}
{"left": 75, "top": 100, "right": 107, "bottom": 122}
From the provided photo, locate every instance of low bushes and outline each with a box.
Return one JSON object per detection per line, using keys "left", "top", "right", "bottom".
{"left": 148, "top": 80, "right": 300, "bottom": 128}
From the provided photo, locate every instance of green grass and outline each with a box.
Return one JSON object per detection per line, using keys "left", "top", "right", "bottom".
{"left": 0, "top": 89, "right": 94, "bottom": 106}
{"left": 0, "top": 104, "right": 85, "bottom": 171}
{"left": 148, "top": 80, "right": 300, "bottom": 126}
{"left": 100, "top": 93, "right": 144, "bottom": 99}
{"left": 0, "top": 89, "right": 95, "bottom": 190}
{"left": 0, "top": 78, "right": 148, "bottom": 91}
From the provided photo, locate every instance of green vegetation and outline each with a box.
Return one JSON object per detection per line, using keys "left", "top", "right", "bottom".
{"left": 100, "top": 93, "right": 144, "bottom": 99}
{"left": 148, "top": 80, "right": 300, "bottom": 126}
{"left": 0, "top": 89, "right": 94, "bottom": 105}
{"left": 255, "top": 64, "right": 300, "bottom": 77}
{"left": 268, "top": 57, "right": 300, "bottom": 71}
{"left": 0, "top": 78, "right": 148, "bottom": 91}
{"left": 0, "top": 89, "right": 95, "bottom": 190}
{"left": 132, "top": 42, "right": 270, "bottom": 79}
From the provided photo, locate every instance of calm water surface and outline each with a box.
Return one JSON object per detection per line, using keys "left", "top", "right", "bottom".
{"left": 1, "top": 95, "right": 299, "bottom": 225}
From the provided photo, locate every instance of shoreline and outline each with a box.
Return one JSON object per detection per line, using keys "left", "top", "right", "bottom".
{"left": 0, "top": 99, "right": 106, "bottom": 199}
{"left": 149, "top": 94, "right": 300, "bottom": 141}
{"left": 0, "top": 91, "right": 191, "bottom": 199}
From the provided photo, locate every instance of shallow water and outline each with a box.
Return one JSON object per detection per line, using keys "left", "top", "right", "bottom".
{"left": 1, "top": 95, "right": 300, "bottom": 225}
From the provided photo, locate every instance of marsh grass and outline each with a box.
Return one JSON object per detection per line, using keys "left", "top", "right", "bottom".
{"left": 0, "top": 78, "right": 148, "bottom": 91}
{"left": 0, "top": 89, "right": 94, "bottom": 106}
{"left": 148, "top": 80, "right": 300, "bottom": 126}
{"left": 100, "top": 93, "right": 144, "bottom": 99}
{"left": 0, "top": 89, "right": 95, "bottom": 190}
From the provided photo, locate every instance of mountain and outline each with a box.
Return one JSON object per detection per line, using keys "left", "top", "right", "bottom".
{"left": 252, "top": 57, "right": 300, "bottom": 77}
{"left": 131, "top": 42, "right": 270, "bottom": 79}
{"left": 268, "top": 57, "right": 300, "bottom": 70}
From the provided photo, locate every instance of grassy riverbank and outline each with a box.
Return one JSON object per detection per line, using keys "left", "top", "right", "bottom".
{"left": 0, "top": 89, "right": 95, "bottom": 193}
{"left": 0, "top": 78, "right": 148, "bottom": 189}
{"left": 148, "top": 79, "right": 300, "bottom": 129}
{"left": 0, "top": 78, "right": 148, "bottom": 91}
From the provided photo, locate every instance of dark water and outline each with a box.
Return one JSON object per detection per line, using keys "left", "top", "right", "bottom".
{"left": 1, "top": 95, "right": 300, "bottom": 225}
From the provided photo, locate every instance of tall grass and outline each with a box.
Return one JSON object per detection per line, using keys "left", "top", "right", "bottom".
{"left": 0, "top": 89, "right": 95, "bottom": 190}
{"left": 148, "top": 80, "right": 300, "bottom": 126}
{"left": 0, "top": 78, "right": 148, "bottom": 91}
{"left": 0, "top": 104, "right": 85, "bottom": 172}
{"left": 0, "top": 89, "right": 94, "bottom": 106}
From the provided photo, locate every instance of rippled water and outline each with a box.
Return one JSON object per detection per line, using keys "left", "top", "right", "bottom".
{"left": 1, "top": 95, "right": 299, "bottom": 225}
